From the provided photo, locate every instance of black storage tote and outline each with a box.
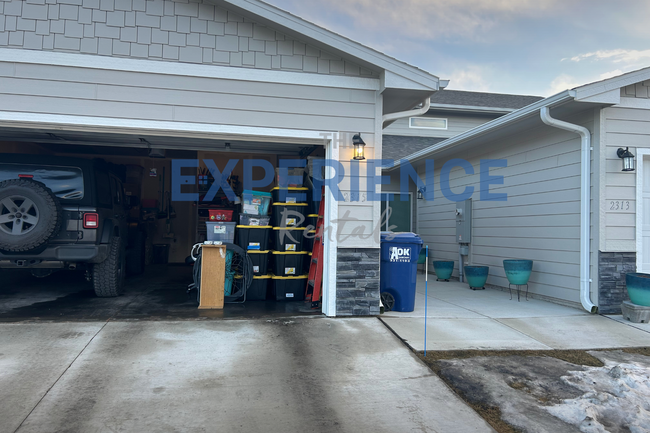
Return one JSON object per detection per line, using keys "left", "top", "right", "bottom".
{"left": 247, "top": 250, "right": 270, "bottom": 275}
{"left": 272, "top": 275, "right": 308, "bottom": 301}
{"left": 247, "top": 275, "right": 271, "bottom": 301}
{"left": 271, "top": 187, "right": 308, "bottom": 203}
{"left": 236, "top": 225, "right": 272, "bottom": 251}
{"left": 306, "top": 214, "right": 319, "bottom": 230}
{"left": 272, "top": 227, "right": 305, "bottom": 252}
{"left": 271, "top": 202, "right": 308, "bottom": 227}
{"left": 271, "top": 251, "right": 308, "bottom": 276}
{"left": 302, "top": 230, "right": 317, "bottom": 252}
{"left": 302, "top": 252, "right": 312, "bottom": 275}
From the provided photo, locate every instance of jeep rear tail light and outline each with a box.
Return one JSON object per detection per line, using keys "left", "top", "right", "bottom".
{"left": 18, "top": 174, "right": 34, "bottom": 178}
{"left": 83, "top": 213, "right": 99, "bottom": 229}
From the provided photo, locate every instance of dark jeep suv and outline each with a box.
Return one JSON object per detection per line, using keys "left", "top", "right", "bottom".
{"left": 0, "top": 154, "right": 146, "bottom": 297}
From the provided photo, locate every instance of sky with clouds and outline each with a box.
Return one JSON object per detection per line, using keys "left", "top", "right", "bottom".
{"left": 266, "top": 0, "right": 650, "bottom": 97}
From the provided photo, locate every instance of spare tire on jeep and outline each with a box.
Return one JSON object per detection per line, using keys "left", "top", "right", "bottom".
{"left": 0, "top": 179, "right": 63, "bottom": 252}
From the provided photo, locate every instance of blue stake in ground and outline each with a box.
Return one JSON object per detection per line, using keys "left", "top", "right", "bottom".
{"left": 424, "top": 245, "right": 428, "bottom": 357}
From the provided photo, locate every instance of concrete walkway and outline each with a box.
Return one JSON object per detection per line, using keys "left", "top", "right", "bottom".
{"left": 0, "top": 318, "right": 494, "bottom": 433}
{"left": 382, "top": 274, "right": 650, "bottom": 351}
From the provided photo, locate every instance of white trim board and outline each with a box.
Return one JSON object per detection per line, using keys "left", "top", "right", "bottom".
{"left": 322, "top": 137, "right": 339, "bottom": 317}
{"left": 635, "top": 149, "right": 650, "bottom": 273}
{"left": 0, "top": 111, "right": 329, "bottom": 145}
{"left": 0, "top": 49, "right": 380, "bottom": 91}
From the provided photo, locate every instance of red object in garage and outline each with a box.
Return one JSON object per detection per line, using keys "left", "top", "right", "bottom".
{"left": 208, "top": 209, "right": 234, "bottom": 222}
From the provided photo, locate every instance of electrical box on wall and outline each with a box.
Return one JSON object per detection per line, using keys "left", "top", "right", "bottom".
{"left": 456, "top": 199, "right": 472, "bottom": 243}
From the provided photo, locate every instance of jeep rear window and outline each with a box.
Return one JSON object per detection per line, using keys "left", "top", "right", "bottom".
{"left": 0, "top": 164, "right": 84, "bottom": 200}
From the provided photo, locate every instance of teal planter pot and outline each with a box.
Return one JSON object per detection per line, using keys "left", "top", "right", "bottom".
{"left": 503, "top": 260, "right": 533, "bottom": 285}
{"left": 433, "top": 261, "right": 454, "bottom": 281}
{"left": 625, "top": 273, "right": 650, "bottom": 307}
{"left": 464, "top": 266, "right": 489, "bottom": 290}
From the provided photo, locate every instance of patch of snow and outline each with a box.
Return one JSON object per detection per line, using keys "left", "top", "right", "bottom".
{"left": 544, "top": 360, "right": 650, "bottom": 433}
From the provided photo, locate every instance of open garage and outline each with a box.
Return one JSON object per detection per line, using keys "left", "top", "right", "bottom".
{"left": 0, "top": 0, "right": 441, "bottom": 318}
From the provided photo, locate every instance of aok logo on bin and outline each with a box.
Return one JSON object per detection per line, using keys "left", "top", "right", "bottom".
{"left": 390, "top": 247, "right": 411, "bottom": 263}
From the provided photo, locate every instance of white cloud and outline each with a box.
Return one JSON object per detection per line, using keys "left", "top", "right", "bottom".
{"left": 544, "top": 69, "right": 627, "bottom": 96}
{"left": 545, "top": 73, "right": 582, "bottom": 95}
{"left": 445, "top": 66, "right": 494, "bottom": 92}
{"left": 283, "top": 0, "right": 561, "bottom": 41}
{"left": 566, "top": 49, "right": 650, "bottom": 64}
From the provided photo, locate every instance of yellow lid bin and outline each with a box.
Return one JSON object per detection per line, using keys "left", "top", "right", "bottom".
{"left": 271, "top": 251, "right": 308, "bottom": 277}
{"left": 271, "top": 274, "right": 308, "bottom": 301}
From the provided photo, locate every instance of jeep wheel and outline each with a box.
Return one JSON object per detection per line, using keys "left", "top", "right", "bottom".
{"left": 0, "top": 179, "right": 63, "bottom": 252}
{"left": 126, "top": 231, "right": 146, "bottom": 275}
{"left": 93, "top": 236, "right": 126, "bottom": 297}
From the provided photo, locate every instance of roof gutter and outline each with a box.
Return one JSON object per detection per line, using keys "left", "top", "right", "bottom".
{"left": 540, "top": 105, "right": 598, "bottom": 314}
{"left": 384, "top": 90, "right": 574, "bottom": 172}
{"left": 382, "top": 97, "right": 431, "bottom": 129}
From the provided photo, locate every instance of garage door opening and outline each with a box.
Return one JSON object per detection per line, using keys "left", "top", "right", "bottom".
{"left": 0, "top": 133, "right": 328, "bottom": 321}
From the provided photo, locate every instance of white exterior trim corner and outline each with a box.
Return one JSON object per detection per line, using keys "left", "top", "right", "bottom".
{"left": 322, "top": 137, "right": 340, "bottom": 317}
{"left": 635, "top": 149, "right": 650, "bottom": 273}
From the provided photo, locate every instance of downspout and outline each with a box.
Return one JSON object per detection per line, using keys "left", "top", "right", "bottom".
{"left": 540, "top": 106, "right": 598, "bottom": 313}
{"left": 382, "top": 97, "right": 431, "bottom": 129}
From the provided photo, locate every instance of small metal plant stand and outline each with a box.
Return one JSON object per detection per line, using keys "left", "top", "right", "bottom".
{"left": 509, "top": 283, "right": 529, "bottom": 302}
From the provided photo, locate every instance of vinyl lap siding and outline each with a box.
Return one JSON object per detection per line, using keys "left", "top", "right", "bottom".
{"left": 603, "top": 104, "right": 650, "bottom": 252}
{"left": 382, "top": 113, "right": 496, "bottom": 138}
{"left": 0, "top": 61, "right": 377, "bottom": 133}
{"left": 416, "top": 113, "right": 594, "bottom": 305}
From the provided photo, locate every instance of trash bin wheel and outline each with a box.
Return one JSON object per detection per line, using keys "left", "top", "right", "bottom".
{"left": 381, "top": 292, "right": 395, "bottom": 312}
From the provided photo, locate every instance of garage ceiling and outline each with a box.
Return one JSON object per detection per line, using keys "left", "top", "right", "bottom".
{"left": 0, "top": 127, "right": 323, "bottom": 155}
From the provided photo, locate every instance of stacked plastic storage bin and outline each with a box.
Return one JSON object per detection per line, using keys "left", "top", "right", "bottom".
{"left": 271, "top": 187, "right": 309, "bottom": 301}
{"left": 236, "top": 190, "right": 273, "bottom": 301}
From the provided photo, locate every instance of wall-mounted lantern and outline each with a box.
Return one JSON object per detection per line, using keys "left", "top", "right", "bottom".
{"left": 352, "top": 133, "right": 366, "bottom": 160}
{"left": 417, "top": 187, "right": 425, "bottom": 200}
{"left": 617, "top": 147, "right": 635, "bottom": 172}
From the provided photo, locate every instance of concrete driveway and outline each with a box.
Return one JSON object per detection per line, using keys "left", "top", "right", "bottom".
{"left": 0, "top": 318, "right": 494, "bottom": 433}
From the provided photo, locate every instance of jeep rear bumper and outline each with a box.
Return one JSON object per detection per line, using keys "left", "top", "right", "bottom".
{"left": 0, "top": 245, "right": 109, "bottom": 268}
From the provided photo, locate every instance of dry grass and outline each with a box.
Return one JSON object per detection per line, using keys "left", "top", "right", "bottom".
{"left": 416, "top": 347, "right": 650, "bottom": 433}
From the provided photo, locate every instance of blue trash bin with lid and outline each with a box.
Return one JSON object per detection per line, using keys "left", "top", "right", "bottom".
{"left": 380, "top": 232, "right": 423, "bottom": 312}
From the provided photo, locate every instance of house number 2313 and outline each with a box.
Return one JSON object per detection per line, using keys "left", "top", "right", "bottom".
{"left": 610, "top": 201, "right": 630, "bottom": 211}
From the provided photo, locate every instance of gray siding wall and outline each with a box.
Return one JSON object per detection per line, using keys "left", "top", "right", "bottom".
{"left": 621, "top": 84, "right": 650, "bottom": 99}
{"left": 382, "top": 113, "right": 497, "bottom": 138}
{"left": 416, "top": 111, "right": 595, "bottom": 306}
{"left": 0, "top": 0, "right": 376, "bottom": 77}
{"left": 602, "top": 104, "right": 650, "bottom": 252}
{"left": 0, "top": 60, "right": 378, "bottom": 132}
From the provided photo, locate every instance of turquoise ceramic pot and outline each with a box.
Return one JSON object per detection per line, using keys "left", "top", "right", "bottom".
{"left": 503, "top": 260, "right": 533, "bottom": 285}
{"left": 625, "top": 273, "right": 650, "bottom": 307}
{"left": 433, "top": 261, "right": 454, "bottom": 280}
{"left": 464, "top": 266, "right": 489, "bottom": 289}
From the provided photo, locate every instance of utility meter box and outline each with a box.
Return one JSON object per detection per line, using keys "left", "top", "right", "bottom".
{"left": 456, "top": 199, "right": 472, "bottom": 243}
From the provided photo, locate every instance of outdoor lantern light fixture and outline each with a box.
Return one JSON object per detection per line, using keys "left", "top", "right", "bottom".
{"left": 617, "top": 147, "right": 635, "bottom": 172}
{"left": 225, "top": 142, "right": 232, "bottom": 152}
{"left": 352, "top": 133, "right": 366, "bottom": 160}
{"left": 418, "top": 187, "right": 425, "bottom": 200}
